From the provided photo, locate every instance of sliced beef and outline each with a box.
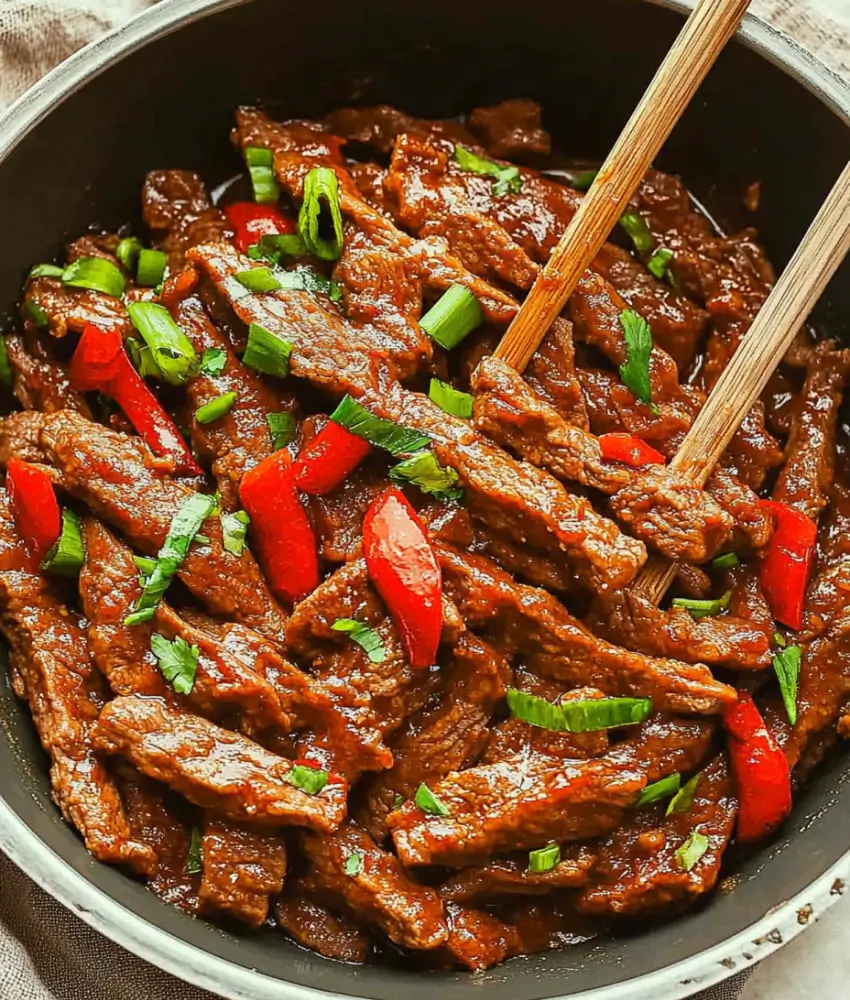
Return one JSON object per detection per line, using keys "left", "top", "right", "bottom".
{"left": 523, "top": 317, "right": 590, "bottom": 429}
{"left": 439, "top": 844, "right": 595, "bottom": 902}
{"left": 468, "top": 99, "right": 552, "bottom": 160}
{"left": 323, "top": 104, "right": 475, "bottom": 155}
{"left": 305, "top": 457, "right": 387, "bottom": 563}
{"left": 142, "top": 169, "right": 232, "bottom": 270}
{"left": 0, "top": 410, "right": 55, "bottom": 467}
{"left": 275, "top": 893, "right": 369, "bottom": 962}
{"left": 23, "top": 275, "right": 130, "bottom": 339}
{"left": 93, "top": 696, "right": 348, "bottom": 831}
{"left": 6, "top": 333, "right": 92, "bottom": 416}
{"left": 443, "top": 902, "right": 520, "bottom": 971}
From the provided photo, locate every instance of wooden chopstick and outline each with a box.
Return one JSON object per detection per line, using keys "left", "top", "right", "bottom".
{"left": 493, "top": 0, "right": 751, "bottom": 372}
{"left": 634, "top": 160, "right": 850, "bottom": 603}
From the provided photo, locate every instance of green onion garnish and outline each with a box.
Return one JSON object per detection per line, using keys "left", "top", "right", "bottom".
{"left": 419, "top": 285, "right": 483, "bottom": 350}
{"left": 647, "top": 247, "right": 674, "bottom": 280}
{"left": 0, "top": 337, "right": 11, "bottom": 388}
{"left": 711, "top": 552, "right": 740, "bottom": 570}
{"left": 528, "top": 844, "right": 561, "bottom": 873}
{"left": 125, "top": 337, "right": 163, "bottom": 379}
{"left": 506, "top": 689, "right": 652, "bottom": 733}
{"left": 671, "top": 590, "right": 732, "bottom": 620}
{"left": 136, "top": 248, "right": 167, "bottom": 287}
{"left": 773, "top": 644, "right": 802, "bottom": 726}
{"left": 195, "top": 391, "right": 237, "bottom": 425}
{"left": 286, "top": 763, "right": 329, "bottom": 795}
{"left": 634, "top": 772, "right": 681, "bottom": 808}
{"left": 25, "top": 300, "right": 48, "bottom": 327}
{"left": 345, "top": 852, "right": 364, "bottom": 876}
{"left": 619, "top": 211, "right": 654, "bottom": 255}
{"left": 330, "top": 395, "right": 429, "bottom": 456}
{"left": 414, "top": 783, "right": 451, "bottom": 817}
{"left": 243, "top": 322, "right": 292, "bottom": 378}
{"left": 676, "top": 831, "right": 709, "bottom": 871}
{"left": 116, "top": 236, "right": 143, "bottom": 272}
{"left": 29, "top": 263, "right": 64, "bottom": 279}
{"left": 133, "top": 554, "right": 157, "bottom": 579}
{"left": 185, "top": 827, "right": 204, "bottom": 875}
{"left": 389, "top": 450, "right": 463, "bottom": 501}
{"left": 151, "top": 633, "right": 199, "bottom": 695}
{"left": 428, "top": 378, "right": 473, "bottom": 419}
{"left": 393, "top": 794, "right": 405, "bottom": 810}
{"left": 245, "top": 145, "right": 280, "bottom": 205}
{"left": 125, "top": 493, "right": 217, "bottom": 625}
{"left": 774, "top": 631, "right": 787, "bottom": 648}
{"left": 298, "top": 166, "right": 344, "bottom": 261}
{"left": 221, "top": 510, "right": 250, "bottom": 557}
{"left": 233, "top": 265, "right": 341, "bottom": 303}
{"left": 41, "top": 509, "right": 85, "bottom": 577}
{"left": 331, "top": 618, "right": 387, "bottom": 663}
{"left": 199, "top": 347, "right": 227, "bottom": 376}
{"left": 568, "top": 169, "right": 599, "bottom": 191}
{"left": 619, "top": 309, "right": 656, "bottom": 410}
{"left": 267, "top": 411, "right": 296, "bottom": 451}
{"left": 666, "top": 773, "right": 701, "bottom": 816}
{"left": 453, "top": 146, "right": 522, "bottom": 197}
{"left": 234, "top": 267, "right": 282, "bottom": 294}
{"left": 247, "top": 233, "right": 308, "bottom": 263}
{"left": 62, "top": 258, "right": 126, "bottom": 298}
{"left": 127, "top": 301, "right": 199, "bottom": 386}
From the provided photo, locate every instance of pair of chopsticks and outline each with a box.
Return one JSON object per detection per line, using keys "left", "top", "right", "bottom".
{"left": 494, "top": 0, "right": 850, "bottom": 604}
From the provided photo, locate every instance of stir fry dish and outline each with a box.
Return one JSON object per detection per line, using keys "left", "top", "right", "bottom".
{"left": 2, "top": 98, "right": 848, "bottom": 970}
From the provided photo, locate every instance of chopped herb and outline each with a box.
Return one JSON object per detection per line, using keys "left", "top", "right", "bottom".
{"left": 234, "top": 265, "right": 342, "bottom": 303}
{"left": 126, "top": 337, "right": 163, "bottom": 379}
{"left": 133, "top": 554, "right": 157, "bottom": 578}
{"left": 506, "top": 689, "right": 652, "bottom": 733}
{"left": 454, "top": 146, "right": 522, "bottom": 197}
{"left": 193, "top": 534, "right": 211, "bottom": 546}
{"left": 150, "top": 633, "right": 199, "bottom": 695}
{"left": 711, "top": 552, "right": 740, "bottom": 570}
{"left": 298, "top": 166, "right": 344, "bottom": 260}
{"left": 136, "top": 248, "right": 167, "bottom": 287}
{"left": 286, "top": 764, "right": 329, "bottom": 795}
{"left": 672, "top": 590, "right": 732, "bottom": 620}
{"left": 428, "top": 378, "right": 473, "bottom": 419}
{"left": 62, "top": 257, "right": 126, "bottom": 298}
{"left": 221, "top": 510, "right": 250, "bottom": 557}
{"left": 414, "top": 783, "right": 451, "bottom": 817}
{"left": 568, "top": 169, "right": 598, "bottom": 191}
{"left": 195, "top": 391, "right": 237, "bottom": 425}
{"left": 619, "top": 211, "right": 654, "bottom": 254}
{"left": 199, "top": 347, "right": 227, "bottom": 376}
{"left": 127, "top": 302, "right": 199, "bottom": 386}
{"left": 774, "top": 631, "right": 787, "bottom": 648}
{"left": 245, "top": 145, "right": 280, "bottom": 204}
{"left": 0, "top": 337, "right": 10, "bottom": 388}
{"left": 344, "top": 852, "right": 364, "bottom": 876}
{"left": 185, "top": 827, "right": 204, "bottom": 875}
{"left": 619, "top": 309, "right": 656, "bottom": 410}
{"left": 25, "top": 300, "right": 48, "bottom": 327}
{"left": 389, "top": 450, "right": 463, "bottom": 501}
{"left": 419, "top": 284, "right": 482, "bottom": 350}
{"left": 528, "top": 844, "right": 561, "bottom": 873}
{"left": 330, "top": 395, "right": 429, "bottom": 456}
{"left": 243, "top": 322, "right": 292, "bottom": 378}
{"left": 41, "top": 509, "right": 84, "bottom": 577}
{"left": 634, "top": 772, "right": 681, "bottom": 808}
{"left": 247, "top": 233, "right": 308, "bottom": 263}
{"left": 676, "top": 830, "right": 709, "bottom": 871}
{"left": 392, "top": 795, "right": 405, "bottom": 810}
{"left": 29, "top": 263, "right": 64, "bottom": 279}
{"left": 666, "top": 773, "right": 701, "bottom": 816}
{"left": 267, "top": 411, "right": 296, "bottom": 450}
{"left": 234, "top": 266, "right": 282, "bottom": 294}
{"left": 646, "top": 246, "right": 674, "bottom": 279}
{"left": 332, "top": 618, "right": 387, "bottom": 663}
{"left": 116, "top": 236, "right": 143, "bottom": 272}
{"left": 773, "top": 644, "right": 802, "bottom": 726}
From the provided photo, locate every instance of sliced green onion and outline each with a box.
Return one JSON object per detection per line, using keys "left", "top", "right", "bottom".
{"left": 116, "top": 236, "right": 143, "bottom": 272}
{"left": 136, "top": 248, "right": 167, "bottom": 287}
{"left": 25, "top": 300, "right": 48, "bottom": 327}
{"left": 29, "top": 263, "right": 64, "bottom": 279}
{"left": 125, "top": 337, "right": 163, "bottom": 379}
{"left": 151, "top": 633, "right": 199, "bottom": 695}
{"left": 774, "top": 631, "right": 787, "bottom": 648}
{"left": 247, "top": 233, "right": 308, "bottom": 263}
{"left": 528, "top": 844, "right": 561, "bottom": 873}
{"left": 773, "top": 644, "right": 802, "bottom": 726}
{"left": 267, "top": 412, "right": 296, "bottom": 451}
{"left": 62, "top": 257, "right": 126, "bottom": 298}
{"left": 389, "top": 450, "right": 463, "bottom": 501}
{"left": 195, "top": 391, "right": 237, "bottom": 425}
{"left": 454, "top": 146, "right": 522, "bottom": 197}
{"left": 647, "top": 247, "right": 674, "bottom": 280}
{"left": 676, "top": 830, "right": 709, "bottom": 871}
{"left": 414, "top": 783, "right": 451, "bottom": 817}
{"left": 419, "top": 285, "right": 482, "bottom": 350}
{"left": 634, "top": 772, "right": 681, "bottom": 808}
{"left": 245, "top": 145, "right": 280, "bottom": 205}
{"left": 711, "top": 552, "right": 740, "bottom": 570}
{"left": 185, "top": 827, "right": 204, "bottom": 875}
{"left": 332, "top": 618, "right": 387, "bottom": 664}
{"left": 392, "top": 794, "right": 405, "bottom": 810}
{"left": 233, "top": 264, "right": 341, "bottom": 303}
{"left": 672, "top": 590, "right": 732, "bottom": 620}
{"left": 344, "top": 852, "right": 364, "bottom": 876}
{"left": 619, "top": 309, "right": 655, "bottom": 410}
{"left": 428, "top": 378, "right": 473, "bottom": 419}
{"left": 619, "top": 211, "right": 654, "bottom": 254}
{"left": 666, "top": 773, "right": 701, "bottom": 816}
{"left": 125, "top": 493, "right": 217, "bottom": 625}
{"left": 568, "top": 169, "right": 598, "bottom": 191}
{"left": 298, "top": 166, "right": 344, "bottom": 261}
{"left": 234, "top": 266, "right": 282, "bottom": 294}
{"left": 243, "top": 322, "right": 292, "bottom": 377}
{"left": 41, "top": 509, "right": 84, "bottom": 577}
{"left": 133, "top": 554, "right": 157, "bottom": 578}
{"left": 330, "top": 395, "right": 429, "bottom": 456}
{"left": 0, "top": 337, "right": 11, "bottom": 388}
{"left": 286, "top": 763, "right": 329, "bottom": 795}
{"left": 199, "top": 347, "right": 227, "bottom": 376}
{"left": 221, "top": 510, "right": 250, "bottom": 557}
{"left": 127, "top": 301, "right": 199, "bottom": 386}
{"left": 506, "top": 689, "right": 652, "bottom": 733}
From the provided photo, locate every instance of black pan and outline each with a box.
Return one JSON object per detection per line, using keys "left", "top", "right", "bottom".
{"left": 0, "top": 1, "right": 848, "bottom": 997}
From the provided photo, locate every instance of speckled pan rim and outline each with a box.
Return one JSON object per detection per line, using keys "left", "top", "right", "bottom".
{"left": 0, "top": 1, "right": 848, "bottom": 998}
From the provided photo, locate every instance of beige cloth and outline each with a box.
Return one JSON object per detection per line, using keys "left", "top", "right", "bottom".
{"left": 0, "top": 1, "right": 847, "bottom": 999}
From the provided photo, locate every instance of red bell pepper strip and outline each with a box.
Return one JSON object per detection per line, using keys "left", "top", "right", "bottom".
{"left": 6, "top": 459, "right": 61, "bottom": 563}
{"left": 362, "top": 487, "right": 442, "bottom": 669}
{"left": 239, "top": 451, "right": 319, "bottom": 604}
{"left": 68, "top": 325, "right": 202, "bottom": 477}
{"left": 223, "top": 202, "right": 295, "bottom": 254}
{"left": 599, "top": 432, "right": 665, "bottom": 467}
{"left": 758, "top": 500, "right": 817, "bottom": 630}
{"left": 294, "top": 422, "right": 372, "bottom": 495}
{"left": 724, "top": 692, "right": 792, "bottom": 843}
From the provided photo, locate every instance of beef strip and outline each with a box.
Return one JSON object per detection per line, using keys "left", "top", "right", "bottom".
{"left": 300, "top": 822, "right": 448, "bottom": 951}
{"left": 275, "top": 893, "right": 370, "bottom": 963}
{"left": 22, "top": 276, "right": 130, "bottom": 339}
{"left": 92, "top": 695, "right": 348, "bottom": 831}
{"left": 5, "top": 333, "right": 92, "bottom": 416}
{"left": 467, "top": 99, "right": 552, "bottom": 160}
{"left": 0, "top": 409, "right": 56, "bottom": 467}
{"left": 442, "top": 902, "right": 520, "bottom": 971}
{"left": 142, "top": 169, "right": 232, "bottom": 270}
{"left": 438, "top": 544, "right": 735, "bottom": 714}
{"left": 472, "top": 355, "right": 733, "bottom": 562}
{"left": 0, "top": 490, "right": 155, "bottom": 874}
{"left": 439, "top": 844, "right": 596, "bottom": 902}
{"left": 305, "top": 457, "right": 387, "bottom": 564}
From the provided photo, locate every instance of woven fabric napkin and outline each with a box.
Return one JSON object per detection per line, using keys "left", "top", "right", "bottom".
{"left": 0, "top": 1, "right": 847, "bottom": 999}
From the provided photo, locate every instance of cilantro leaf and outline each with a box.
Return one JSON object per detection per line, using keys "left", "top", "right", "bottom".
{"left": 332, "top": 618, "right": 387, "bottom": 663}
{"left": 150, "top": 633, "right": 200, "bottom": 695}
{"left": 619, "top": 309, "right": 656, "bottom": 410}
{"left": 221, "top": 510, "right": 250, "bottom": 557}
{"left": 200, "top": 347, "right": 227, "bottom": 376}
{"left": 389, "top": 450, "right": 463, "bottom": 501}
